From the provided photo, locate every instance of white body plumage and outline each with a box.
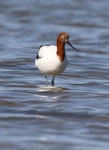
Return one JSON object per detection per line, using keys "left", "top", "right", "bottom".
{"left": 35, "top": 45, "right": 68, "bottom": 76}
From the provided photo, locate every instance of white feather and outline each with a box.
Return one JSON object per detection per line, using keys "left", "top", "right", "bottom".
{"left": 35, "top": 45, "right": 68, "bottom": 75}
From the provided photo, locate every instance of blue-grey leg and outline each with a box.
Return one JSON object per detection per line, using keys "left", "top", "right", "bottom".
{"left": 51, "top": 76, "right": 55, "bottom": 86}
{"left": 45, "top": 75, "right": 48, "bottom": 86}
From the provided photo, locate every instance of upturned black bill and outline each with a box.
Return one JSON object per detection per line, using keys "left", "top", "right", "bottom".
{"left": 67, "top": 41, "right": 79, "bottom": 51}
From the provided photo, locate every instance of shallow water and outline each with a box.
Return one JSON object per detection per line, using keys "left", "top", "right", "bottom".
{"left": 1, "top": 0, "right": 109, "bottom": 149}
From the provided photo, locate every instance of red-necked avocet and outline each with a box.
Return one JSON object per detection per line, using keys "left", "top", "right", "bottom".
{"left": 35, "top": 32, "right": 79, "bottom": 86}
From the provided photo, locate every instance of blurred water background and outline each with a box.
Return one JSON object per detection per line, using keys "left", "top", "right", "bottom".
{"left": 0, "top": 0, "right": 109, "bottom": 149}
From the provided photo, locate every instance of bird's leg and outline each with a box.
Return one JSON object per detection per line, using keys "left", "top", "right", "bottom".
{"left": 51, "top": 76, "right": 55, "bottom": 86}
{"left": 45, "top": 75, "right": 48, "bottom": 86}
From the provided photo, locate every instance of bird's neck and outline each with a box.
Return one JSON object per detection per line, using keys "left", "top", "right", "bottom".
{"left": 57, "top": 42, "right": 65, "bottom": 61}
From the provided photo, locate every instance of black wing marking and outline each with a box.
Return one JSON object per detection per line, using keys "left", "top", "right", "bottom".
{"left": 36, "top": 45, "right": 43, "bottom": 59}
{"left": 39, "top": 45, "right": 43, "bottom": 49}
{"left": 36, "top": 54, "right": 40, "bottom": 59}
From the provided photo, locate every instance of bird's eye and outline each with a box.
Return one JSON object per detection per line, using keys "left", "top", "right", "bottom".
{"left": 61, "top": 35, "right": 65, "bottom": 40}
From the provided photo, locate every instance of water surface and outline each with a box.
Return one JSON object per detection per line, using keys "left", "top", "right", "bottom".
{"left": 0, "top": 0, "right": 109, "bottom": 150}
